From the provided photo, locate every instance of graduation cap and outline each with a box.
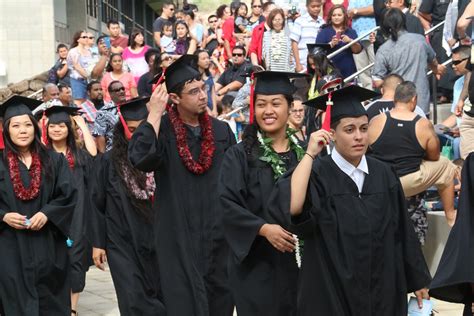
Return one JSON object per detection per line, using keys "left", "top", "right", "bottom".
{"left": 163, "top": 55, "right": 200, "bottom": 93}
{"left": 0, "top": 95, "right": 43, "bottom": 149}
{"left": 249, "top": 71, "right": 308, "bottom": 123}
{"left": 116, "top": 96, "right": 150, "bottom": 140}
{"left": 304, "top": 85, "right": 379, "bottom": 130}
{"left": 44, "top": 106, "right": 80, "bottom": 124}
{"left": 307, "top": 43, "right": 332, "bottom": 56}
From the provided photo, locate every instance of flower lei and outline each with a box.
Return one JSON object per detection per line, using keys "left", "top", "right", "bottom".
{"left": 120, "top": 161, "right": 156, "bottom": 200}
{"left": 168, "top": 105, "right": 216, "bottom": 175}
{"left": 257, "top": 128, "right": 305, "bottom": 180}
{"left": 257, "top": 127, "right": 305, "bottom": 268}
{"left": 7, "top": 151, "right": 42, "bottom": 201}
{"left": 65, "top": 150, "right": 75, "bottom": 170}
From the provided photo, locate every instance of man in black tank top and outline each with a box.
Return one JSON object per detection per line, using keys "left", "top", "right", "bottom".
{"left": 369, "top": 81, "right": 457, "bottom": 226}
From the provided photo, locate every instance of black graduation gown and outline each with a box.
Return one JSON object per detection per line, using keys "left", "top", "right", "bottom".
{"left": 65, "top": 150, "right": 94, "bottom": 293}
{"left": 269, "top": 155, "right": 431, "bottom": 316}
{"left": 218, "top": 143, "right": 299, "bottom": 316}
{"left": 90, "top": 153, "right": 165, "bottom": 316}
{"left": 430, "top": 152, "right": 474, "bottom": 304}
{"left": 0, "top": 152, "right": 77, "bottom": 316}
{"left": 128, "top": 116, "right": 236, "bottom": 316}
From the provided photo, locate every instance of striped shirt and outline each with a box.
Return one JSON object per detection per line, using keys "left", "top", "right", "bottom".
{"left": 79, "top": 99, "right": 98, "bottom": 130}
{"left": 289, "top": 13, "right": 325, "bottom": 69}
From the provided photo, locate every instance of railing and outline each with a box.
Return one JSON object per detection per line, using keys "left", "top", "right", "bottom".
{"left": 327, "top": 26, "right": 380, "bottom": 59}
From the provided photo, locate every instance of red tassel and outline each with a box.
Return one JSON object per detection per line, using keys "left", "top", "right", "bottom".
{"left": 249, "top": 73, "right": 255, "bottom": 124}
{"left": 117, "top": 105, "right": 132, "bottom": 140}
{"left": 151, "top": 69, "right": 166, "bottom": 94}
{"left": 0, "top": 126, "right": 4, "bottom": 150}
{"left": 322, "top": 92, "right": 333, "bottom": 131}
{"left": 41, "top": 111, "right": 48, "bottom": 145}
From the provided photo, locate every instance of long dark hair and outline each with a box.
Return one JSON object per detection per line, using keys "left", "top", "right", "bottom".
{"left": 242, "top": 94, "right": 293, "bottom": 157}
{"left": 195, "top": 49, "right": 211, "bottom": 77}
{"left": 175, "top": 20, "right": 190, "bottom": 40}
{"left": 70, "top": 30, "right": 86, "bottom": 49}
{"left": 46, "top": 121, "right": 84, "bottom": 168}
{"left": 111, "top": 122, "right": 152, "bottom": 221}
{"left": 381, "top": 8, "right": 407, "bottom": 41}
{"left": 307, "top": 52, "right": 339, "bottom": 78}
{"left": 3, "top": 114, "right": 52, "bottom": 180}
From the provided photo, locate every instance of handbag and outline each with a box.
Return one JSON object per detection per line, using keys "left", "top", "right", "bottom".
{"left": 441, "top": 138, "right": 454, "bottom": 160}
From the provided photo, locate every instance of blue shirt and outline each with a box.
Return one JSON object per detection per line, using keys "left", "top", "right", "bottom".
{"left": 316, "top": 26, "right": 358, "bottom": 78}
{"left": 348, "top": 0, "right": 376, "bottom": 35}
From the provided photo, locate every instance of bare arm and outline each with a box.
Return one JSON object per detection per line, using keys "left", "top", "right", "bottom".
{"left": 455, "top": 71, "right": 471, "bottom": 116}
{"left": 56, "top": 61, "right": 68, "bottom": 79}
{"left": 91, "top": 55, "right": 108, "bottom": 79}
{"left": 418, "top": 12, "right": 432, "bottom": 31}
{"left": 154, "top": 31, "right": 161, "bottom": 47}
{"left": 95, "top": 136, "right": 106, "bottom": 153}
{"left": 73, "top": 115, "right": 97, "bottom": 156}
{"left": 130, "top": 86, "right": 138, "bottom": 98}
{"left": 458, "top": 1, "right": 474, "bottom": 38}
{"left": 146, "top": 85, "right": 169, "bottom": 137}
{"left": 187, "top": 39, "right": 197, "bottom": 55}
{"left": 218, "top": 81, "right": 244, "bottom": 95}
{"left": 291, "top": 40, "right": 303, "bottom": 72}
{"left": 417, "top": 119, "right": 440, "bottom": 161}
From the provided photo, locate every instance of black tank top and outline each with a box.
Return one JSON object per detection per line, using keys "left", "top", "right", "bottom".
{"left": 370, "top": 112, "right": 425, "bottom": 177}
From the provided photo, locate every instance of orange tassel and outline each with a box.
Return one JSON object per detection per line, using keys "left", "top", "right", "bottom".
{"left": 41, "top": 111, "right": 48, "bottom": 145}
{"left": 249, "top": 73, "right": 255, "bottom": 124}
{"left": 117, "top": 105, "right": 132, "bottom": 140}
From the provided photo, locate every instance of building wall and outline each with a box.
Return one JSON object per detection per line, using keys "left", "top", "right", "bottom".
{"left": 0, "top": 0, "right": 56, "bottom": 87}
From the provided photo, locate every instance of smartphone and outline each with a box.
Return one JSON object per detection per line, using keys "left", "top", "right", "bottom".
{"left": 335, "top": 31, "right": 342, "bottom": 40}
{"left": 289, "top": 5, "right": 298, "bottom": 15}
{"left": 103, "top": 36, "right": 111, "bottom": 49}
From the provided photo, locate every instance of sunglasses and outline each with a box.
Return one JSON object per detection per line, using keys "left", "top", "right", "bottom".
{"left": 81, "top": 36, "right": 94, "bottom": 39}
{"left": 232, "top": 53, "right": 244, "bottom": 57}
{"left": 253, "top": 5, "right": 262, "bottom": 8}
{"left": 111, "top": 87, "right": 125, "bottom": 92}
{"left": 452, "top": 58, "right": 468, "bottom": 65}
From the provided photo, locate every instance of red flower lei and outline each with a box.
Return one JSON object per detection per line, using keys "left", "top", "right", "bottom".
{"left": 65, "top": 150, "right": 75, "bottom": 170}
{"left": 7, "top": 151, "right": 42, "bottom": 201}
{"left": 168, "top": 105, "right": 216, "bottom": 175}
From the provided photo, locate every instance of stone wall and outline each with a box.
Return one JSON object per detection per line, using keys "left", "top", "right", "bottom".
{"left": 0, "top": 72, "right": 48, "bottom": 103}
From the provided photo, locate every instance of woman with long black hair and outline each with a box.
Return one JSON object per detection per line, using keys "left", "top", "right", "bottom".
{"left": 90, "top": 97, "right": 165, "bottom": 315}
{"left": 0, "top": 96, "right": 77, "bottom": 315}
{"left": 218, "top": 71, "right": 306, "bottom": 315}
{"left": 44, "top": 106, "right": 97, "bottom": 316}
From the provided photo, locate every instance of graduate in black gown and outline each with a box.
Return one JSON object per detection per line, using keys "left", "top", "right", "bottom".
{"left": 0, "top": 96, "right": 77, "bottom": 316}
{"left": 218, "top": 71, "right": 307, "bottom": 315}
{"left": 269, "top": 85, "right": 432, "bottom": 315}
{"left": 90, "top": 97, "right": 165, "bottom": 316}
{"left": 128, "top": 55, "right": 236, "bottom": 316}
{"left": 44, "top": 106, "right": 96, "bottom": 315}
{"left": 430, "top": 152, "right": 474, "bottom": 315}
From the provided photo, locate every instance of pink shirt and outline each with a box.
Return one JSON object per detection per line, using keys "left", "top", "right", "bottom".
{"left": 101, "top": 72, "right": 137, "bottom": 102}
{"left": 122, "top": 45, "right": 150, "bottom": 83}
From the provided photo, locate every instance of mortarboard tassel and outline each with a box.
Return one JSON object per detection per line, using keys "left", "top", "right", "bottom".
{"left": 117, "top": 105, "right": 132, "bottom": 140}
{"left": 41, "top": 111, "right": 48, "bottom": 145}
{"left": 0, "top": 126, "right": 4, "bottom": 150}
{"left": 151, "top": 69, "right": 166, "bottom": 94}
{"left": 249, "top": 73, "right": 255, "bottom": 124}
{"left": 319, "top": 92, "right": 333, "bottom": 149}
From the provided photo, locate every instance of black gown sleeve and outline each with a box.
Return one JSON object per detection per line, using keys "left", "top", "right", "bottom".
{"left": 41, "top": 154, "right": 78, "bottom": 236}
{"left": 128, "top": 121, "right": 166, "bottom": 172}
{"left": 89, "top": 155, "right": 108, "bottom": 249}
{"left": 218, "top": 146, "right": 266, "bottom": 263}
{"left": 393, "top": 175, "right": 432, "bottom": 292}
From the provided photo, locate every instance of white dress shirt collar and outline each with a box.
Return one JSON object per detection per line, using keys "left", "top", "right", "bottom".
{"left": 331, "top": 148, "right": 369, "bottom": 193}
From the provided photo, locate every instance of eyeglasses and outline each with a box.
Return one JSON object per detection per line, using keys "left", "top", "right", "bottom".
{"left": 111, "top": 87, "right": 125, "bottom": 92}
{"left": 232, "top": 53, "right": 244, "bottom": 57}
{"left": 452, "top": 58, "right": 468, "bottom": 65}
{"left": 209, "top": 20, "right": 218, "bottom": 23}
{"left": 81, "top": 36, "right": 94, "bottom": 39}
{"left": 253, "top": 5, "right": 262, "bottom": 8}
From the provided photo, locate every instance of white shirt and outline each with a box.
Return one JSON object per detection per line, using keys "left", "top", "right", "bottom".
{"left": 331, "top": 148, "right": 369, "bottom": 193}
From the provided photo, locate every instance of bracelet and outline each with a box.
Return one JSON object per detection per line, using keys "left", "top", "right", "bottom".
{"left": 305, "top": 152, "right": 315, "bottom": 160}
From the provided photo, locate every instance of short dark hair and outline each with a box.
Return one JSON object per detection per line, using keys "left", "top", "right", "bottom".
{"left": 306, "top": 0, "right": 323, "bottom": 6}
{"left": 108, "top": 80, "right": 123, "bottom": 93}
{"left": 162, "top": 1, "right": 174, "bottom": 9}
{"left": 161, "top": 20, "right": 174, "bottom": 33}
{"left": 232, "top": 45, "right": 246, "bottom": 56}
{"left": 57, "top": 83, "right": 70, "bottom": 92}
{"left": 222, "top": 95, "right": 235, "bottom": 107}
{"left": 106, "top": 53, "right": 123, "bottom": 72}
{"left": 381, "top": 8, "right": 406, "bottom": 41}
{"left": 107, "top": 19, "right": 120, "bottom": 28}
{"left": 56, "top": 43, "right": 68, "bottom": 52}
{"left": 87, "top": 80, "right": 101, "bottom": 92}
{"left": 382, "top": 73, "right": 403, "bottom": 90}
{"left": 394, "top": 81, "right": 417, "bottom": 103}
{"left": 262, "top": 1, "right": 275, "bottom": 13}
{"left": 96, "top": 35, "right": 107, "bottom": 45}
{"left": 145, "top": 48, "right": 161, "bottom": 64}
{"left": 208, "top": 14, "right": 217, "bottom": 21}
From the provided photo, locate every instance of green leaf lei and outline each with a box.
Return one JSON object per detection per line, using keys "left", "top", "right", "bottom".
{"left": 257, "top": 127, "right": 306, "bottom": 180}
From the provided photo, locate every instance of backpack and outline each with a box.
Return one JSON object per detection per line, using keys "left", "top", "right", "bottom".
{"left": 47, "top": 66, "right": 59, "bottom": 84}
